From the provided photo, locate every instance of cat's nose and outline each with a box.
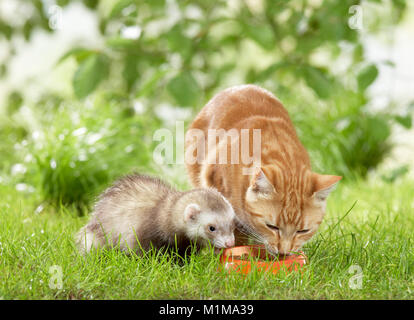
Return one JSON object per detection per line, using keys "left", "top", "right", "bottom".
{"left": 277, "top": 241, "right": 292, "bottom": 255}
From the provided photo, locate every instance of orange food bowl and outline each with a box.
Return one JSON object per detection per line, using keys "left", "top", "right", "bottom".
{"left": 220, "top": 245, "right": 307, "bottom": 276}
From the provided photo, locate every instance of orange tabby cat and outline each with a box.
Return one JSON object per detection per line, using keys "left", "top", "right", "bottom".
{"left": 185, "top": 84, "right": 341, "bottom": 255}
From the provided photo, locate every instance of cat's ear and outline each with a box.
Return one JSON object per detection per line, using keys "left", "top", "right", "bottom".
{"left": 312, "top": 174, "right": 342, "bottom": 202}
{"left": 246, "top": 167, "right": 275, "bottom": 201}
{"left": 184, "top": 203, "right": 201, "bottom": 222}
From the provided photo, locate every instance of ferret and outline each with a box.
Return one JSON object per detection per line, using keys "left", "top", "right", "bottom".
{"left": 76, "top": 174, "right": 236, "bottom": 255}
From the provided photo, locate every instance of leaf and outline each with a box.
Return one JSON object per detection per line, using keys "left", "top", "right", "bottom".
{"left": 366, "top": 116, "right": 391, "bottom": 141}
{"left": 73, "top": 53, "right": 109, "bottom": 99}
{"left": 303, "top": 66, "right": 331, "bottom": 99}
{"left": 255, "top": 62, "right": 288, "bottom": 82}
{"left": 357, "top": 64, "right": 379, "bottom": 91}
{"left": 109, "top": 0, "right": 135, "bottom": 18}
{"left": 122, "top": 55, "right": 139, "bottom": 91}
{"left": 167, "top": 72, "right": 201, "bottom": 107}
{"left": 244, "top": 24, "right": 275, "bottom": 50}
{"left": 394, "top": 115, "right": 412, "bottom": 129}
{"left": 383, "top": 60, "right": 395, "bottom": 67}
{"left": 0, "top": 21, "right": 13, "bottom": 40}
{"left": 23, "top": 20, "right": 34, "bottom": 41}
{"left": 353, "top": 44, "right": 363, "bottom": 63}
{"left": 7, "top": 91, "right": 23, "bottom": 115}
{"left": 381, "top": 165, "right": 409, "bottom": 183}
{"left": 106, "top": 37, "right": 138, "bottom": 50}
{"left": 56, "top": 47, "right": 95, "bottom": 65}
{"left": 136, "top": 68, "right": 168, "bottom": 98}
{"left": 0, "top": 64, "right": 7, "bottom": 78}
{"left": 83, "top": 0, "right": 99, "bottom": 9}
{"left": 165, "top": 25, "right": 192, "bottom": 57}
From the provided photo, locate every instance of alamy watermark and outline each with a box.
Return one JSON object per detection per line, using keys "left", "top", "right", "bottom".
{"left": 348, "top": 264, "right": 363, "bottom": 289}
{"left": 49, "top": 265, "right": 63, "bottom": 290}
{"left": 348, "top": 5, "right": 363, "bottom": 30}
{"left": 153, "top": 121, "right": 262, "bottom": 175}
{"left": 48, "top": 5, "right": 63, "bottom": 30}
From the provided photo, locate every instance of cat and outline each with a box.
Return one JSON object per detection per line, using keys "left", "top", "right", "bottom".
{"left": 185, "top": 84, "right": 341, "bottom": 255}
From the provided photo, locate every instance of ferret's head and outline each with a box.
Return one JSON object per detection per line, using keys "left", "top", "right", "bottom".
{"left": 182, "top": 188, "right": 236, "bottom": 249}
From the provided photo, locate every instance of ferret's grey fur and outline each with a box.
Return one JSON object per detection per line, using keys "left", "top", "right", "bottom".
{"left": 76, "top": 174, "right": 235, "bottom": 255}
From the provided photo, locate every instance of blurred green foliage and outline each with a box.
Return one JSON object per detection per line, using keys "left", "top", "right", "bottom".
{"left": 0, "top": 0, "right": 412, "bottom": 209}
{"left": 20, "top": 95, "right": 157, "bottom": 211}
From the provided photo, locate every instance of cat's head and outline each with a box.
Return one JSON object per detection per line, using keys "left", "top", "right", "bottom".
{"left": 243, "top": 166, "right": 341, "bottom": 255}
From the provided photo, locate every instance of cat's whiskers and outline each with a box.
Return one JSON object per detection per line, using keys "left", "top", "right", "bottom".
{"left": 237, "top": 220, "right": 266, "bottom": 245}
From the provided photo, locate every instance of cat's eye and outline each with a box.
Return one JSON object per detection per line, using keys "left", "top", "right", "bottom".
{"left": 266, "top": 224, "right": 279, "bottom": 231}
{"left": 297, "top": 229, "right": 310, "bottom": 234}
{"left": 209, "top": 226, "right": 216, "bottom": 232}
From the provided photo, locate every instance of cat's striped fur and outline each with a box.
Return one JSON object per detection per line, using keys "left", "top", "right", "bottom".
{"left": 185, "top": 85, "right": 341, "bottom": 255}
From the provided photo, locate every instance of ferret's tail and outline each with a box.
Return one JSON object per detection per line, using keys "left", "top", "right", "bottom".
{"left": 75, "top": 226, "right": 101, "bottom": 255}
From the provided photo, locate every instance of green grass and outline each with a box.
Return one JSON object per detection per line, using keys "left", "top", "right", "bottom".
{"left": 0, "top": 176, "right": 413, "bottom": 300}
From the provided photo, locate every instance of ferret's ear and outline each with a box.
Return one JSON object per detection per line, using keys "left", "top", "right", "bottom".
{"left": 184, "top": 203, "right": 201, "bottom": 222}
{"left": 246, "top": 167, "right": 275, "bottom": 202}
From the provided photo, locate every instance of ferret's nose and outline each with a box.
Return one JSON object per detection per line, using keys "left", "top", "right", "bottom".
{"left": 225, "top": 238, "right": 235, "bottom": 248}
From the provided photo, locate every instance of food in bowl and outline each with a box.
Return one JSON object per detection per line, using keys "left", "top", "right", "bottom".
{"left": 220, "top": 245, "right": 307, "bottom": 275}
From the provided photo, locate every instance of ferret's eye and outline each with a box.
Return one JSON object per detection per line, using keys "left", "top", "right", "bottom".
{"left": 266, "top": 224, "right": 279, "bottom": 231}
{"left": 209, "top": 226, "right": 216, "bottom": 232}
{"left": 297, "top": 229, "right": 310, "bottom": 234}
